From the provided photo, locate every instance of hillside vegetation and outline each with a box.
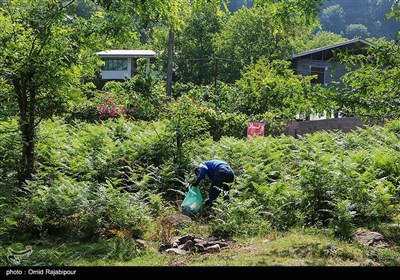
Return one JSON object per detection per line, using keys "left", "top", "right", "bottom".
{"left": 1, "top": 118, "right": 400, "bottom": 266}
{"left": 0, "top": 0, "right": 399, "bottom": 268}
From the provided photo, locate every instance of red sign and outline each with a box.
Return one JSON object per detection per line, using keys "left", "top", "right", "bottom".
{"left": 247, "top": 121, "right": 265, "bottom": 137}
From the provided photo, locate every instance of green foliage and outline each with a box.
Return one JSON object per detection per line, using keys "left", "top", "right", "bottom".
{"left": 177, "top": 82, "right": 238, "bottom": 113}
{"left": 115, "top": 120, "right": 174, "bottom": 167}
{"left": 0, "top": 197, "right": 15, "bottom": 243}
{"left": 212, "top": 1, "right": 321, "bottom": 82}
{"left": 338, "top": 39, "right": 400, "bottom": 120}
{"left": 100, "top": 68, "right": 167, "bottom": 121}
{"left": 202, "top": 123, "right": 400, "bottom": 234}
{"left": 297, "top": 152, "right": 346, "bottom": 226}
{"left": 35, "top": 118, "right": 177, "bottom": 195}
{"left": 320, "top": 4, "right": 346, "bottom": 35}
{"left": 0, "top": 236, "right": 146, "bottom": 266}
{"left": 0, "top": 0, "right": 105, "bottom": 118}
{"left": 166, "top": 82, "right": 290, "bottom": 138}
{"left": 235, "top": 58, "right": 314, "bottom": 118}
{"left": 345, "top": 24, "right": 370, "bottom": 39}
{"left": 0, "top": 118, "right": 20, "bottom": 190}
{"left": 327, "top": 199, "right": 356, "bottom": 240}
{"left": 210, "top": 198, "right": 271, "bottom": 238}
{"left": 213, "top": 6, "right": 290, "bottom": 82}
{"left": 1, "top": 0, "right": 400, "bottom": 266}
{"left": 320, "top": 0, "right": 398, "bottom": 39}
{"left": 0, "top": 0, "right": 130, "bottom": 184}
{"left": 162, "top": 95, "right": 210, "bottom": 164}
{"left": 295, "top": 31, "right": 347, "bottom": 53}
{"left": 253, "top": 181, "right": 302, "bottom": 230}
{"left": 386, "top": 118, "right": 400, "bottom": 136}
{"left": 388, "top": 0, "right": 400, "bottom": 22}
{"left": 202, "top": 110, "right": 248, "bottom": 140}
{"left": 174, "top": 1, "right": 227, "bottom": 84}
{"left": 0, "top": 0, "right": 169, "bottom": 184}
{"left": 36, "top": 119, "right": 118, "bottom": 183}
{"left": 0, "top": 242, "right": 67, "bottom": 266}
{"left": 14, "top": 178, "right": 152, "bottom": 241}
{"left": 3, "top": 107, "right": 400, "bottom": 250}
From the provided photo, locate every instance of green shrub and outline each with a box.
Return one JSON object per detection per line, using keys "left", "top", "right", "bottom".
{"left": 0, "top": 118, "right": 20, "bottom": 192}
{"left": 14, "top": 178, "right": 152, "bottom": 241}
{"left": 327, "top": 199, "right": 357, "bottom": 239}
{"left": 254, "top": 181, "right": 302, "bottom": 230}
{"left": 210, "top": 198, "right": 271, "bottom": 238}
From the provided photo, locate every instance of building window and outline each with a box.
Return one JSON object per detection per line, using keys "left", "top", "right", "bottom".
{"left": 103, "top": 58, "right": 128, "bottom": 71}
{"left": 310, "top": 67, "right": 325, "bottom": 84}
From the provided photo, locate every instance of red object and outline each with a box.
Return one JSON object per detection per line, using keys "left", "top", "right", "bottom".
{"left": 247, "top": 121, "right": 265, "bottom": 137}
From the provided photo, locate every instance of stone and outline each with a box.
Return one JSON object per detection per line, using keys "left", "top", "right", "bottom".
{"left": 353, "top": 228, "right": 390, "bottom": 248}
{"left": 166, "top": 248, "right": 188, "bottom": 255}
{"left": 203, "top": 244, "right": 220, "bottom": 254}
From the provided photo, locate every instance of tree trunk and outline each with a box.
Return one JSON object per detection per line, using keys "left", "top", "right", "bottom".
{"left": 15, "top": 80, "right": 36, "bottom": 186}
{"left": 166, "top": 29, "right": 174, "bottom": 97}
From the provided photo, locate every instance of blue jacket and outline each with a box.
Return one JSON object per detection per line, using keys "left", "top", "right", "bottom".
{"left": 193, "top": 160, "right": 231, "bottom": 186}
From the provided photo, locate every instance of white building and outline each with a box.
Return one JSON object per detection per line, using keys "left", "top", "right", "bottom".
{"left": 96, "top": 50, "right": 156, "bottom": 80}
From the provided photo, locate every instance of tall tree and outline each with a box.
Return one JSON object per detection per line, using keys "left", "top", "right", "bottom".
{"left": 158, "top": 0, "right": 195, "bottom": 97}
{"left": 335, "top": 3, "right": 400, "bottom": 120}
{"left": 345, "top": 24, "right": 370, "bottom": 39}
{"left": 320, "top": 4, "right": 346, "bottom": 35}
{"left": 151, "top": 0, "right": 224, "bottom": 94}
{"left": 0, "top": 0, "right": 166, "bottom": 186}
{"left": 148, "top": 0, "right": 225, "bottom": 95}
{"left": 319, "top": 0, "right": 399, "bottom": 39}
{"left": 295, "top": 31, "right": 347, "bottom": 53}
{"left": 214, "top": 1, "right": 321, "bottom": 82}
{"left": 337, "top": 38, "right": 400, "bottom": 120}
{"left": 174, "top": 1, "right": 228, "bottom": 85}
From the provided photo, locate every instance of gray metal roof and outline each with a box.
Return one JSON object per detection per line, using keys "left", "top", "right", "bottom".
{"left": 96, "top": 50, "right": 156, "bottom": 58}
{"left": 292, "top": 38, "right": 375, "bottom": 59}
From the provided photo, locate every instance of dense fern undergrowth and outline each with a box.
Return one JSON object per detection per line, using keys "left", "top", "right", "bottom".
{"left": 1, "top": 117, "right": 400, "bottom": 265}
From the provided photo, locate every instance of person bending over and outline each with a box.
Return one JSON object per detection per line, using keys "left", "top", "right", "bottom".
{"left": 192, "top": 159, "right": 235, "bottom": 207}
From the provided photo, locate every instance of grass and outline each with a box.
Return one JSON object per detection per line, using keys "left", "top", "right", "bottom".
{"left": 2, "top": 223, "right": 399, "bottom": 267}
{"left": 67, "top": 228, "right": 399, "bottom": 267}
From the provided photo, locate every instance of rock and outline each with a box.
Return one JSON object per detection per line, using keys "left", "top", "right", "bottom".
{"left": 206, "top": 236, "right": 218, "bottom": 242}
{"left": 135, "top": 239, "right": 147, "bottom": 249}
{"left": 194, "top": 238, "right": 206, "bottom": 244}
{"left": 353, "top": 228, "right": 390, "bottom": 248}
{"left": 166, "top": 248, "right": 188, "bottom": 255}
{"left": 215, "top": 241, "right": 229, "bottom": 248}
{"left": 182, "top": 239, "right": 194, "bottom": 251}
{"left": 159, "top": 234, "right": 232, "bottom": 254}
{"left": 203, "top": 244, "right": 220, "bottom": 254}
{"left": 194, "top": 243, "right": 205, "bottom": 252}
{"left": 178, "top": 234, "right": 195, "bottom": 244}
{"left": 158, "top": 243, "right": 172, "bottom": 252}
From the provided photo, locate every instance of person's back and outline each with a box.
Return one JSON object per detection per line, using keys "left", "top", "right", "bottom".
{"left": 201, "top": 159, "right": 229, "bottom": 179}
{"left": 192, "top": 159, "right": 234, "bottom": 207}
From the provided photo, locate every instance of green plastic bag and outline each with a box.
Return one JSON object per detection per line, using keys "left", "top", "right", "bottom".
{"left": 181, "top": 185, "right": 203, "bottom": 217}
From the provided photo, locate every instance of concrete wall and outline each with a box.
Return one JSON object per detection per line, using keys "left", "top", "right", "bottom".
{"left": 284, "top": 117, "right": 383, "bottom": 137}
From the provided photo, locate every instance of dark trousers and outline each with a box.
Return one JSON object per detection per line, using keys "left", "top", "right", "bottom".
{"left": 206, "top": 166, "right": 234, "bottom": 207}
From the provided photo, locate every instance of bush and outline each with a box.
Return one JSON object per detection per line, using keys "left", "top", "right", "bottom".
{"left": 210, "top": 198, "right": 271, "bottom": 238}
{"left": 14, "top": 178, "right": 152, "bottom": 241}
